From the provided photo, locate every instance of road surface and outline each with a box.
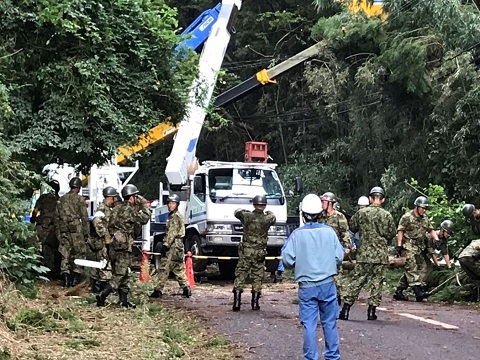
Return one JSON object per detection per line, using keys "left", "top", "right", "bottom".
{"left": 161, "top": 280, "right": 480, "bottom": 360}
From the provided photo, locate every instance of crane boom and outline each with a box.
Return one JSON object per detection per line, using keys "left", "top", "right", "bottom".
{"left": 165, "top": 0, "right": 241, "bottom": 186}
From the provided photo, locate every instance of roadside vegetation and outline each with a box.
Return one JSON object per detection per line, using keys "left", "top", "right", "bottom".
{"left": 0, "top": 277, "right": 240, "bottom": 360}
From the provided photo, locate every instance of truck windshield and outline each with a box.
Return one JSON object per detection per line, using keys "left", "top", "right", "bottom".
{"left": 208, "top": 168, "right": 284, "bottom": 205}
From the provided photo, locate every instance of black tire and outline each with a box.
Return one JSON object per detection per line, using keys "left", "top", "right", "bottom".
{"left": 188, "top": 234, "right": 208, "bottom": 273}
{"left": 218, "top": 261, "right": 237, "bottom": 279}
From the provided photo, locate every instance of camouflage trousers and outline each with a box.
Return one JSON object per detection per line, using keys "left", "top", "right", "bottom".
{"left": 397, "top": 250, "right": 430, "bottom": 290}
{"left": 91, "top": 247, "right": 111, "bottom": 282}
{"left": 154, "top": 253, "right": 188, "bottom": 292}
{"left": 334, "top": 268, "right": 344, "bottom": 300}
{"left": 343, "top": 263, "right": 387, "bottom": 307}
{"left": 37, "top": 226, "right": 61, "bottom": 278}
{"left": 234, "top": 247, "right": 265, "bottom": 292}
{"left": 110, "top": 250, "right": 131, "bottom": 293}
{"left": 58, "top": 232, "right": 86, "bottom": 275}
{"left": 459, "top": 256, "right": 480, "bottom": 287}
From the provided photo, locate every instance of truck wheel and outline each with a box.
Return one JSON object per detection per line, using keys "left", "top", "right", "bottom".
{"left": 218, "top": 261, "right": 236, "bottom": 279}
{"left": 188, "top": 234, "right": 208, "bottom": 273}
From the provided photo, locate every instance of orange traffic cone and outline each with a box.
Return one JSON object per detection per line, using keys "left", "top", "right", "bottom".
{"left": 185, "top": 251, "right": 195, "bottom": 288}
{"left": 139, "top": 250, "right": 151, "bottom": 282}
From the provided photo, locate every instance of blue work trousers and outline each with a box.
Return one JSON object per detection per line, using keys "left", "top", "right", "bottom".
{"left": 298, "top": 282, "right": 340, "bottom": 360}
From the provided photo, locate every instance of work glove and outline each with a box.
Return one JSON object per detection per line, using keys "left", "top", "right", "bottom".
{"left": 105, "top": 233, "right": 111, "bottom": 245}
{"left": 395, "top": 245, "right": 404, "bottom": 257}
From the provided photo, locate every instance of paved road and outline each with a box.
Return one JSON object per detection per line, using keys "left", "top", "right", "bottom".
{"left": 162, "top": 280, "right": 480, "bottom": 360}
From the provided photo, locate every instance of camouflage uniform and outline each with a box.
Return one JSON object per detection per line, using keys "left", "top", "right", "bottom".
{"left": 319, "top": 210, "right": 350, "bottom": 301}
{"left": 396, "top": 211, "right": 433, "bottom": 290}
{"left": 343, "top": 204, "right": 396, "bottom": 306}
{"left": 458, "top": 239, "right": 480, "bottom": 287}
{"left": 424, "top": 231, "right": 448, "bottom": 272}
{"left": 56, "top": 191, "right": 89, "bottom": 276}
{"left": 90, "top": 202, "right": 113, "bottom": 283}
{"left": 153, "top": 209, "right": 188, "bottom": 291}
{"left": 33, "top": 193, "right": 61, "bottom": 278}
{"left": 233, "top": 209, "right": 276, "bottom": 292}
{"left": 108, "top": 199, "right": 151, "bottom": 293}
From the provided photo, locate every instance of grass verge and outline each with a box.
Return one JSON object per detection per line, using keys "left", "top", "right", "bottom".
{"left": 0, "top": 278, "right": 240, "bottom": 359}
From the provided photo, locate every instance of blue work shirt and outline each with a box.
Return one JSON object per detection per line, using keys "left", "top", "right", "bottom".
{"left": 282, "top": 222, "right": 344, "bottom": 288}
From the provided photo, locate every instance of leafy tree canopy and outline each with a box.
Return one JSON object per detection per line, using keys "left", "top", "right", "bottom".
{"left": 0, "top": 0, "right": 198, "bottom": 170}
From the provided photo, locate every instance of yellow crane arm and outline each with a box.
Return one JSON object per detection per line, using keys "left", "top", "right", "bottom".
{"left": 116, "top": 121, "right": 178, "bottom": 165}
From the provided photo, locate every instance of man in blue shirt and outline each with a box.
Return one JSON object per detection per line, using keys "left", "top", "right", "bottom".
{"left": 282, "top": 194, "right": 344, "bottom": 360}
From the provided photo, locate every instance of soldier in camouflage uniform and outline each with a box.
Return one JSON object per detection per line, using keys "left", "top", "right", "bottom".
{"left": 232, "top": 194, "right": 276, "bottom": 311}
{"left": 339, "top": 186, "right": 396, "bottom": 321}
{"left": 89, "top": 186, "right": 117, "bottom": 294}
{"left": 425, "top": 220, "right": 454, "bottom": 270}
{"left": 56, "top": 177, "right": 89, "bottom": 287}
{"left": 31, "top": 180, "right": 61, "bottom": 280}
{"left": 319, "top": 192, "right": 351, "bottom": 307}
{"left": 150, "top": 194, "right": 191, "bottom": 299}
{"left": 393, "top": 196, "right": 440, "bottom": 302}
{"left": 96, "top": 184, "right": 151, "bottom": 308}
{"left": 459, "top": 205, "right": 480, "bottom": 292}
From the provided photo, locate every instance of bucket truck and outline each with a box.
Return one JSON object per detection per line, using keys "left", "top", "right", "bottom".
{"left": 147, "top": 0, "right": 290, "bottom": 277}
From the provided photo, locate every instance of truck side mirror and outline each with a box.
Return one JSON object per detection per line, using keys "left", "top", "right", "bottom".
{"left": 295, "top": 177, "right": 303, "bottom": 194}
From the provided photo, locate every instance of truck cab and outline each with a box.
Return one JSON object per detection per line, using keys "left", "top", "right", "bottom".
{"left": 151, "top": 142, "right": 288, "bottom": 277}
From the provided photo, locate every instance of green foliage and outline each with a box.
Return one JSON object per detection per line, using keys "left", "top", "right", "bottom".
{"left": 0, "top": 0, "right": 198, "bottom": 169}
{"left": 0, "top": 140, "right": 47, "bottom": 286}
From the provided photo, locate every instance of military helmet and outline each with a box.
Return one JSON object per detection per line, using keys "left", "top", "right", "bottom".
{"left": 321, "top": 192, "right": 336, "bottom": 203}
{"left": 414, "top": 196, "right": 428, "bottom": 209}
{"left": 48, "top": 180, "right": 60, "bottom": 192}
{"left": 115, "top": 194, "right": 123, "bottom": 203}
{"left": 167, "top": 194, "right": 180, "bottom": 204}
{"left": 69, "top": 177, "right": 82, "bottom": 189}
{"left": 252, "top": 194, "right": 267, "bottom": 205}
{"left": 440, "top": 220, "right": 454, "bottom": 234}
{"left": 102, "top": 186, "right": 118, "bottom": 198}
{"left": 463, "top": 204, "right": 475, "bottom": 218}
{"left": 301, "top": 194, "right": 322, "bottom": 214}
{"left": 357, "top": 196, "right": 369, "bottom": 206}
{"left": 369, "top": 186, "right": 385, "bottom": 197}
{"left": 121, "top": 184, "right": 139, "bottom": 198}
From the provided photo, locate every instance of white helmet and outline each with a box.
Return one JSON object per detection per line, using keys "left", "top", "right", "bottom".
{"left": 301, "top": 194, "right": 322, "bottom": 214}
{"left": 357, "top": 196, "right": 369, "bottom": 206}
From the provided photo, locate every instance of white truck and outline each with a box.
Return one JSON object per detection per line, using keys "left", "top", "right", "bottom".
{"left": 151, "top": 143, "right": 289, "bottom": 276}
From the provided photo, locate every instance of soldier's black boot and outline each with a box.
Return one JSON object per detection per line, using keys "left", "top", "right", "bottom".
{"left": 72, "top": 272, "right": 82, "bottom": 287}
{"left": 182, "top": 286, "right": 192, "bottom": 298}
{"left": 62, "top": 273, "right": 71, "bottom": 288}
{"left": 232, "top": 289, "right": 242, "bottom": 311}
{"left": 149, "top": 290, "right": 163, "bottom": 299}
{"left": 97, "top": 281, "right": 107, "bottom": 293}
{"left": 367, "top": 305, "right": 378, "bottom": 320}
{"left": 90, "top": 278, "right": 100, "bottom": 294}
{"left": 251, "top": 291, "right": 261, "bottom": 310}
{"left": 119, "top": 289, "right": 136, "bottom": 309}
{"left": 393, "top": 289, "right": 409, "bottom": 301}
{"left": 273, "top": 271, "right": 283, "bottom": 283}
{"left": 96, "top": 283, "right": 113, "bottom": 307}
{"left": 338, "top": 303, "right": 351, "bottom": 320}
{"left": 413, "top": 286, "right": 429, "bottom": 302}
